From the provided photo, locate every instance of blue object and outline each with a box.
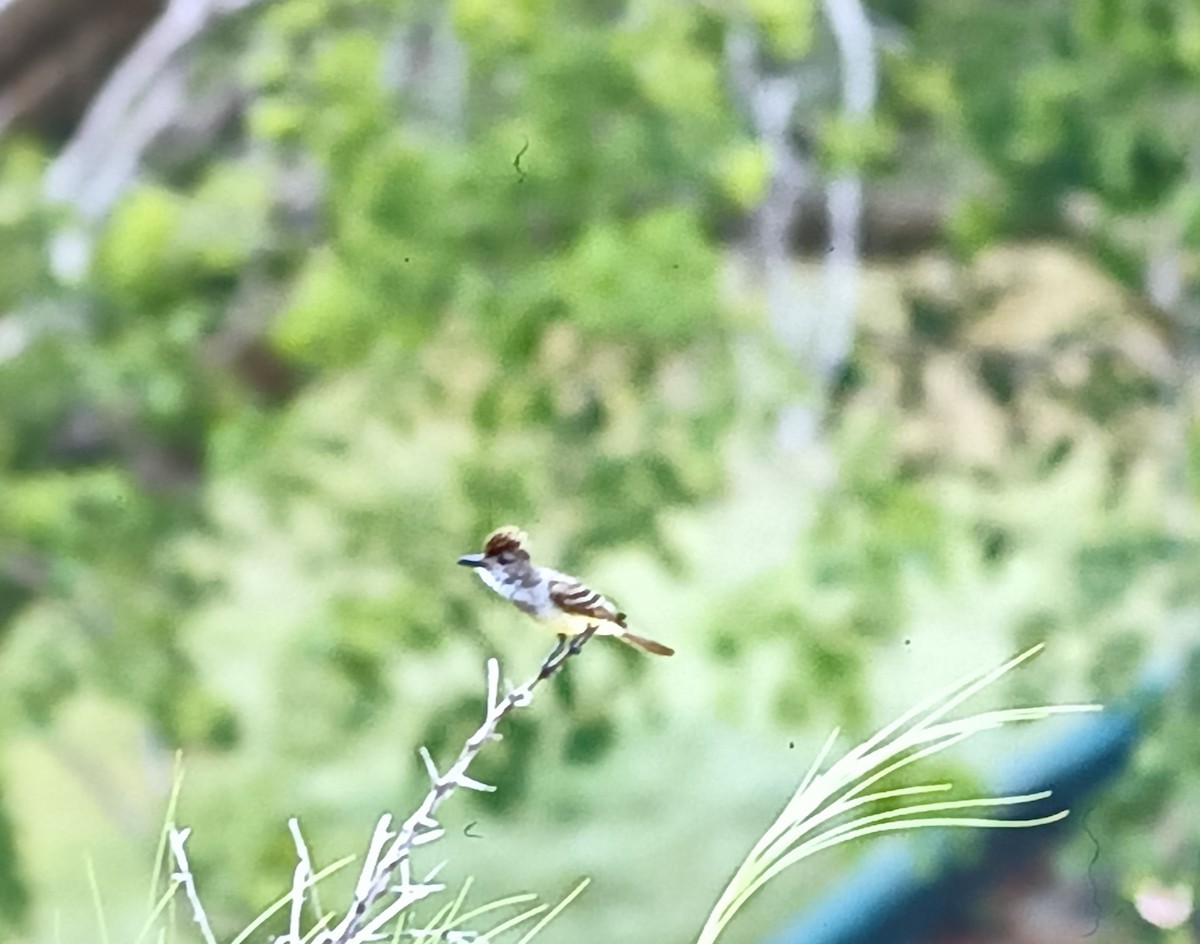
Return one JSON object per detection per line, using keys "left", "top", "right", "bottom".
{"left": 760, "top": 682, "right": 1150, "bottom": 944}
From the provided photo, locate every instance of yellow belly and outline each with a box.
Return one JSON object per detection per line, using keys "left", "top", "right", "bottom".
{"left": 536, "top": 611, "right": 623, "bottom": 637}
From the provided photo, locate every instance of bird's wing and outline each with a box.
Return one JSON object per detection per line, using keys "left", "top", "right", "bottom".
{"left": 548, "top": 577, "right": 627, "bottom": 627}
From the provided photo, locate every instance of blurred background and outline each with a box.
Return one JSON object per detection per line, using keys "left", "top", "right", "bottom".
{"left": 1, "top": 0, "right": 1200, "bottom": 941}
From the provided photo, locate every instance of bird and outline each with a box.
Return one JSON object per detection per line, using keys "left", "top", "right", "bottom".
{"left": 457, "top": 525, "right": 674, "bottom": 656}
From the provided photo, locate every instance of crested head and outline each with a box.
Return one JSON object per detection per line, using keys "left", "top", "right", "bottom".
{"left": 483, "top": 525, "right": 528, "bottom": 557}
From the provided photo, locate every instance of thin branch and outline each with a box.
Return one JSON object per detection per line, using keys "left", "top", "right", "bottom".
{"left": 283, "top": 817, "right": 319, "bottom": 944}
{"left": 320, "top": 626, "right": 599, "bottom": 944}
{"left": 167, "top": 826, "right": 218, "bottom": 944}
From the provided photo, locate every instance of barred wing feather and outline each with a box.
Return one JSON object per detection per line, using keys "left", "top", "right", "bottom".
{"left": 548, "top": 579, "right": 627, "bottom": 627}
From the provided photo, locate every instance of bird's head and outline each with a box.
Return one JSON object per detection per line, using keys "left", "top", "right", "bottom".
{"left": 457, "top": 525, "right": 531, "bottom": 575}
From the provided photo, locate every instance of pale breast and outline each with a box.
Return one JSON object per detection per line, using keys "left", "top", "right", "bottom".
{"left": 475, "top": 567, "right": 556, "bottom": 618}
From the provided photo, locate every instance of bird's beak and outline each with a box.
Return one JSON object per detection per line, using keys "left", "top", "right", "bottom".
{"left": 457, "top": 553, "right": 486, "bottom": 567}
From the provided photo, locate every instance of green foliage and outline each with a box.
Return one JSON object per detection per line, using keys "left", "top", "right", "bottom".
{"left": 714, "top": 141, "right": 770, "bottom": 209}
{"left": 902, "top": 0, "right": 1200, "bottom": 284}
{"left": 817, "top": 115, "right": 897, "bottom": 175}
{"left": 0, "top": 142, "right": 55, "bottom": 307}
{"left": 746, "top": 0, "right": 816, "bottom": 59}
{"left": 556, "top": 209, "right": 720, "bottom": 344}
{"left": 95, "top": 164, "right": 272, "bottom": 311}
{"left": 273, "top": 249, "right": 378, "bottom": 364}
{"left": 0, "top": 781, "right": 29, "bottom": 931}
{"left": 710, "top": 422, "right": 949, "bottom": 730}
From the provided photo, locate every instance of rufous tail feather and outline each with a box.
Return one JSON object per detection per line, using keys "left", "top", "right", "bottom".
{"left": 618, "top": 632, "right": 674, "bottom": 656}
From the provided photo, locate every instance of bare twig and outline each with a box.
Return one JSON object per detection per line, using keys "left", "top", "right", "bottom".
{"left": 167, "top": 825, "right": 218, "bottom": 944}
{"left": 158, "top": 628, "right": 597, "bottom": 944}
{"left": 320, "top": 626, "right": 599, "bottom": 944}
{"left": 283, "top": 817, "right": 319, "bottom": 944}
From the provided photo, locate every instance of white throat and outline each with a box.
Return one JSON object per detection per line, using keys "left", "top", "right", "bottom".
{"left": 474, "top": 567, "right": 514, "bottom": 597}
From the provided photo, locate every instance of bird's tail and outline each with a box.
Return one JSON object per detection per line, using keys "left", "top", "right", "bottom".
{"left": 618, "top": 631, "right": 675, "bottom": 657}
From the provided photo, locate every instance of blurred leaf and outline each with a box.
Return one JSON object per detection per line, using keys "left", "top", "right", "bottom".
{"left": 0, "top": 779, "right": 28, "bottom": 931}
{"left": 94, "top": 186, "right": 186, "bottom": 309}
{"left": 562, "top": 716, "right": 616, "bottom": 765}
{"left": 556, "top": 208, "right": 721, "bottom": 344}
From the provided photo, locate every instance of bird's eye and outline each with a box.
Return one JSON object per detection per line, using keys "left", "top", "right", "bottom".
{"left": 498, "top": 552, "right": 512, "bottom": 564}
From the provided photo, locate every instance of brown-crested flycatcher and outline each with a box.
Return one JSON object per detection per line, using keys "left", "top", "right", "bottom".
{"left": 457, "top": 526, "right": 674, "bottom": 656}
